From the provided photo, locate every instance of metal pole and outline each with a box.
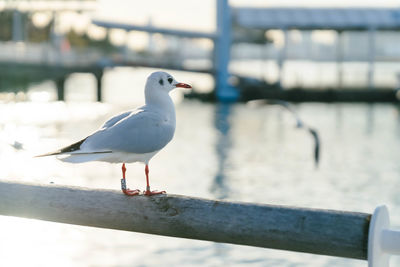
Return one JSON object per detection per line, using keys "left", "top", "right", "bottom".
{"left": 12, "top": 10, "right": 23, "bottom": 42}
{"left": 367, "top": 28, "right": 376, "bottom": 90}
{"left": 336, "top": 30, "right": 343, "bottom": 89}
{"left": 277, "top": 28, "right": 288, "bottom": 89}
{"left": 215, "top": 0, "right": 239, "bottom": 101}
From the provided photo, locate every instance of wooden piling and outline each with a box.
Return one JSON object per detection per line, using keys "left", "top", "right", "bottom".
{"left": 0, "top": 180, "right": 370, "bottom": 260}
{"left": 56, "top": 77, "right": 65, "bottom": 101}
{"left": 95, "top": 70, "right": 103, "bottom": 102}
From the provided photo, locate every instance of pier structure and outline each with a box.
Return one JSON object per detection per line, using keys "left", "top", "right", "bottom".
{"left": 234, "top": 7, "right": 400, "bottom": 90}
{"left": 92, "top": 0, "right": 239, "bottom": 102}
{"left": 2, "top": 1, "right": 400, "bottom": 102}
{"left": 93, "top": 3, "right": 400, "bottom": 102}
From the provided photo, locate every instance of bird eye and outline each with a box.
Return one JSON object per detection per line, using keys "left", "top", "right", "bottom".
{"left": 167, "top": 77, "right": 173, "bottom": 84}
{"left": 159, "top": 79, "right": 164, "bottom": 86}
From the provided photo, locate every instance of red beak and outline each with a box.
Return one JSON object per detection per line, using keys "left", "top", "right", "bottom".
{"left": 175, "top": 83, "right": 192, "bottom": 89}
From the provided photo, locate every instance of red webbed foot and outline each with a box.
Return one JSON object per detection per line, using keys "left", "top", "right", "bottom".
{"left": 143, "top": 189, "right": 166, "bottom": 196}
{"left": 122, "top": 188, "right": 141, "bottom": 196}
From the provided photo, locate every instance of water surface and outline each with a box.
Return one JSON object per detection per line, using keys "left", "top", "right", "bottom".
{"left": 0, "top": 78, "right": 400, "bottom": 266}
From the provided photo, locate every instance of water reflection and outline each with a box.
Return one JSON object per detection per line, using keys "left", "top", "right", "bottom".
{"left": 2, "top": 100, "right": 400, "bottom": 267}
{"left": 210, "top": 103, "right": 233, "bottom": 199}
{"left": 335, "top": 104, "right": 343, "bottom": 134}
{"left": 366, "top": 104, "right": 374, "bottom": 135}
{"left": 392, "top": 104, "right": 400, "bottom": 134}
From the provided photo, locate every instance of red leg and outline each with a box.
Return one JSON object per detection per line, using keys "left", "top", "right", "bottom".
{"left": 143, "top": 164, "right": 166, "bottom": 196}
{"left": 121, "top": 163, "right": 140, "bottom": 196}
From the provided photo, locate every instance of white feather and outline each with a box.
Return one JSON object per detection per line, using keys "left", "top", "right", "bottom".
{"left": 57, "top": 151, "right": 159, "bottom": 164}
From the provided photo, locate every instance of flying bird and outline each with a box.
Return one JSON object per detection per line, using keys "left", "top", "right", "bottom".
{"left": 37, "top": 71, "right": 191, "bottom": 196}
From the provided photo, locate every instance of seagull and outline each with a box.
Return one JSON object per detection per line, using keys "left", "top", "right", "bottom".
{"left": 37, "top": 71, "right": 191, "bottom": 196}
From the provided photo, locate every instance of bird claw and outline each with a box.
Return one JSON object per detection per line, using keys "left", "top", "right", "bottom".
{"left": 121, "top": 178, "right": 140, "bottom": 196}
{"left": 122, "top": 188, "right": 141, "bottom": 196}
{"left": 143, "top": 190, "right": 166, "bottom": 196}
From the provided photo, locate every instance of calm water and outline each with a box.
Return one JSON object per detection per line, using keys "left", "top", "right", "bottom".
{"left": 1, "top": 70, "right": 400, "bottom": 266}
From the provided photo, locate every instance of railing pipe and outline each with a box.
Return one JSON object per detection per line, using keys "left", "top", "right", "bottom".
{"left": 0, "top": 180, "right": 371, "bottom": 260}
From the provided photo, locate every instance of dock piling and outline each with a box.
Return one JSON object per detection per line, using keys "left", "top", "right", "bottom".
{"left": 56, "top": 77, "right": 65, "bottom": 101}
{"left": 95, "top": 70, "right": 103, "bottom": 102}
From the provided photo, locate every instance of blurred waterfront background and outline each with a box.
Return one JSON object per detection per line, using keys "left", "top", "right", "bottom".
{"left": 1, "top": 0, "right": 400, "bottom": 266}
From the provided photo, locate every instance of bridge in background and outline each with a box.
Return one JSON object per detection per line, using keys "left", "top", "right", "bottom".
{"left": 2, "top": 1, "right": 400, "bottom": 102}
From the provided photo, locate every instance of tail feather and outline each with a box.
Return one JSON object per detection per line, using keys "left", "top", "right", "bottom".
{"left": 35, "top": 137, "right": 112, "bottom": 159}
{"left": 35, "top": 138, "right": 88, "bottom": 157}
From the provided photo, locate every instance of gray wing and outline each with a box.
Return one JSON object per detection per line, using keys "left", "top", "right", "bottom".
{"left": 100, "top": 110, "right": 133, "bottom": 129}
{"left": 82, "top": 109, "right": 175, "bottom": 154}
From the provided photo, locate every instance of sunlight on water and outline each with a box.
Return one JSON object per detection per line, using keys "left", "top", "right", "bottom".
{"left": 1, "top": 71, "right": 400, "bottom": 266}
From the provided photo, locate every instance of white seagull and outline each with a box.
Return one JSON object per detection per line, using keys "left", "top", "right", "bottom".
{"left": 37, "top": 71, "right": 191, "bottom": 196}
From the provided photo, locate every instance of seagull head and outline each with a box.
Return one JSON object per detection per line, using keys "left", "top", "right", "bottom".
{"left": 146, "top": 71, "right": 192, "bottom": 93}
